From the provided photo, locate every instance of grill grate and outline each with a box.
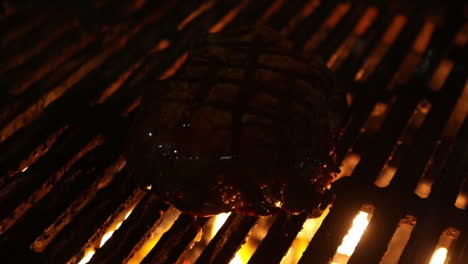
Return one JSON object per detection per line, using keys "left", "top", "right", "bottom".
{"left": 0, "top": 1, "right": 467, "bottom": 263}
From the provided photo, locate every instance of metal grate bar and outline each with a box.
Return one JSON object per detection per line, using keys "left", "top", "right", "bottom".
{"left": 248, "top": 213, "right": 308, "bottom": 264}
{"left": 89, "top": 193, "right": 169, "bottom": 264}
{"left": 298, "top": 184, "right": 365, "bottom": 264}
{"left": 195, "top": 214, "right": 257, "bottom": 264}
{"left": 141, "top": 215, "right": 207, "bottom": 264}
{"left": 0, "top": 1, "right": 466, "bottom": 264}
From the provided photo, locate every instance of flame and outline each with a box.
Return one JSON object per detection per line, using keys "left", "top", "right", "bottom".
{"left": 428, "top": 227, "right": 459, "bottom": 264}
{"left": 230, "top": 245, "right": 252, "bottom": 264}
{"left": 99, "top": 209, "right": 133, "bottom": 248}
{"left": 336, "top": 153, "right": 361, "bottom": 180}
{"left": 331, "top": 210, "right": 372, "bottom": 264}
{"left": 99, "top": 231, "right": 115, "bottom": 248}
{"left": 429, "top": 247, "right": 448, "bottom": 264}
{"left": 126, "top": 207, "right": 181, "bottom": 264}
{"left": 281, "top": 206, "right": 331, "bottom": 264}
{"left": 455, "top": 192, "right": 467, "bottom": 209}
{"left": 230, "top": 217, "right": 273, "bottom": 264}
{"left": 75, "top": 208, "right": 135, "bottom": 264}
{"left": 124, "top": 210, "right": 132, "bottom": 220}
{"left": 211, "top": 213, "right": 231, "bottom": 238}
{"left": 230, "top": 254, "right": 243, "bottom": 264}
{"left": 415, "top": 179, "right": 433, "bottom": 198}
{"left": 337, "top": 211, "right": 370, "bottom": 256}
{"left": 375, "top": 165, "right": 397, "bottom": 188}
{"left": 77, "top": 250, "right": 95, "bottom": 264}
{"left": 178, "top": 212, "right": 232, "bottom": 263}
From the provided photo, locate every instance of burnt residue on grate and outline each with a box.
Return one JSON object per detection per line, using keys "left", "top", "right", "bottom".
{"left": 0, "top": 1, "right": 467, "bottom": 264}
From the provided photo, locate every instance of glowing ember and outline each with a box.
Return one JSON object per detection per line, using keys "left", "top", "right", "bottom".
{"left": 429, "top": 247, "right": 448, "bottom": 264}
{"left": 428, "top": 227, "right": 459, "bottom": 264}
{"left": 331, "top": 210, "right": 372, "bottom": 264}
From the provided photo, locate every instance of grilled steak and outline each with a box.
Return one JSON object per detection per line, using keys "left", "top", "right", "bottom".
{"left": 127, "top": 26, "right": 346, "bottom": 216}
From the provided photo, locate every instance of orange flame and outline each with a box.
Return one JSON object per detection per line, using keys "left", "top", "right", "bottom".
{"left": 331, "top": 210, "right": 372, "bottom": 264}
{"left": 455, "top": 192, "right": 467, "bottom": 209}
{"left": 337, "top": 211, "right": 370, "bottom": 255}
{"left": 77, "top": 250, "right": 95, "bottom": 264}
{"left": 229, "top": 254, "right": 244, "bottom": 264}
{"left": 178, "top": 212, "right": 232, "bottom": 263}
{"left": 429, "top": 247, "right": 448, "bottom": 264}
{"left": 75, "top": 208, "right": 136, "bottom": 264}
{"left": 126, "top": 207, "right": 182, "bottom": 264}
{"left": 211, "top": 213, "right": 231, "bottom": 238}
{"left": 230, "top": 217, "right": 273, "bottom": 264}
{"left": 281, "top": 206, "right": 331, "bottom": 264}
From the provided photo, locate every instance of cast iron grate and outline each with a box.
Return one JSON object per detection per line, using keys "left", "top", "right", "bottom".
{"left": 0, "top": 0, "right": 467, "bottom": 263}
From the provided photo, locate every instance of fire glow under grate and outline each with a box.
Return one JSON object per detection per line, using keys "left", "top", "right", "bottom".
{"left": 0, "top": 0, "right": 467, "bottom": 263}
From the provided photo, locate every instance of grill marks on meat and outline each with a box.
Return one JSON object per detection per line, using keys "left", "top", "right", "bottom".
{"left": 127, "top": 26, "right": 345, "bottom": 216}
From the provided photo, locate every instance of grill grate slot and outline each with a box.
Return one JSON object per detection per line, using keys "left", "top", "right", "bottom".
{"left": 0, "top": 1, "right": 467, "bottom": 264}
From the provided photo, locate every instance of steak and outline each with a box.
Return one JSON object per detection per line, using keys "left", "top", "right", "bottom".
{"left": 127, "top": 26, "right": 346, "bottom": 216}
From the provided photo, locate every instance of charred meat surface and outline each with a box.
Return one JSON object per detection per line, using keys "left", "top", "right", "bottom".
{"left": 127, "top": 26, "right": 346, "bottom": 216}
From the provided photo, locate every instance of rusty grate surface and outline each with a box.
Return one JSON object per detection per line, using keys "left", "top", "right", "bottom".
{"left": 0, "top": 1, "right": 467, "bottom": 263}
